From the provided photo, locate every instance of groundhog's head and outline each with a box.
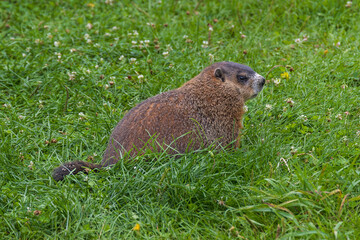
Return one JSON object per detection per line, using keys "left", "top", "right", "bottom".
{"left": 212, "top": 62, "right": 265, "bottom": 101}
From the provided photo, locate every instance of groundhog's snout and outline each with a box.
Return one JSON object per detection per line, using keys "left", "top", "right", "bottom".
{"left": 260, "top": 76, "right": 265, "bottom": 86}
{"left": 250, "top": 73, "right": 265, "bottom": 99}
{"left": 256, "top": 74, "right": 266, "bottom": 88}
{"left": 258, "top": 75, "right": 266, "bottom": 92}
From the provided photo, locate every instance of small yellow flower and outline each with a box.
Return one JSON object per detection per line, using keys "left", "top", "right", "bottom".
{"left": 132, "top": 223, "right": 140, "bottom": 231}
{"left": 324, "top": 49, "right": 328, "bottom": 55}
{"left": 280, "top": 72, "right": 289, "bottom": 80}
{"left": 87, "top": 3, "right": 95, "bottom": 8}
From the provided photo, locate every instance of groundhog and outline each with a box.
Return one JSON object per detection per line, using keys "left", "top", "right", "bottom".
{"left": 52, "top": 62, "right": 265, "bottom": 181}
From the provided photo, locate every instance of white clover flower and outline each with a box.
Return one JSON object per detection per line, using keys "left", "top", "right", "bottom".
{"left": 55, "top": 52, "right": 62, "bottom": 59}
{"left": 86, "top": 39, "right": 92, "bottom": 44}
{"left": 68, "top": 72, "right": 76, "bottom": 80}
{"left": 273, "top": 78, "right": 281, "bottom": 86}
{"left": 26, "top": 47, "right": 31, "bottom": 52}
{"left": 28, "top": 161, "right": 34, "bottom": 170}
{"left": 79, "top": 112, "right": 86, "bottom": 117}
{"left": 38, "top": 100, "right": 44, "bottom": 108}
{"left": 336, "top": 114, "right": 343, "bottom": 120}
{"left": 94, "top": 43, "right": 100, "bottom": 47}
{"left": 95, "top": 65, "right": 99, "bottom": 69}
{"left": 243, "top": 105, "right": 248, "bottom": 112}
{"left": 54, "top": 41, "right": 60, "bottom": 47}
{"left": 86, "top": 23, "right": 93, "bottom": 30}
{"left": 131, "top": 41, "right": 137, "bottom": 45}
{"left": 345, "top": 1, "right": 352, "bottom": 7}
{"left": 132, "top": 30, "right": 139, "bottom": 36}
{"left": 290, "top": 146, "right": 298, "bottom": 155}
{"left": 183, "top": 35, "right": 188, "bottom": 39}
{"left": 22, "top": 53, "right": 26, "bottom": 57}
{"left": 201, "top": 41, "right": 209, "bottom": 48}
{"left": 299, "top": 115, "right": 308, "bottom": 122}
{"left": 138, "top": 75, "right": 144, "bottom": 79}
{"left": 265, "top": 104, "right": 273, "bottom": 110}
{"left": 130, "top": 58, "right": 136, "bottom": 63}
{"left": 35, "top": 39, "right": 41, "bottom": 44}
{"left": 85, "top": 69, "right": 91, "bottom": 74}
{"left": 166, "top": 44, "right": 173, "bottom": 51}
{"left": 356, "top": 130, "right": 360, "bottom": 136}
{"left": 285, "top": 98, "right": 295, "bottom": 104}
{"left": 114, "top": 38, "right": 119, "bottom": 41}
{"left": 18, "top": 115, "right": 25, "bottom": 120}
{"left": 119, "top": 55, "right": 124, "bottom": 61}
{"left": 209, "top": 27, "right": 213, "bottom": 31}
{"left": 112, "top": 26, "right": 118, "bottom": 30}
{"left": 295, "top": 38, "right": 301, "bottom": 43}
{"left": 110, "top": 76, "right": 116, "bottom": 80}
{"left": 84, "top": 33, "right": 90, "bottom": 39}
{"left": 104, "top": 33, "right": 111, "bottom": 37}
{"left": 162, "top": 51, "right": 169, "bottom": 57}
{"left": 70, "top": 48, "right": 77, "bottom": 53}
{"left": 209, "top": 53, "right": 214, "bottom": 61}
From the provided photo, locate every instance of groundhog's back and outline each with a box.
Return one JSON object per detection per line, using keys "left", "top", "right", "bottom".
{"left": 102, "top": 87, "right": 201, "bottom": 165}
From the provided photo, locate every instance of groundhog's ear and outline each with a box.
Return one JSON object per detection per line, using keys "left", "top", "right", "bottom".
{"left": 214, "top": 68, "right": 225, "bottom": 82}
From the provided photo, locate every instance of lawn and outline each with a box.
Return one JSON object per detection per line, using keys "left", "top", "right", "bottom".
{"left": 1, "top": 0, "right": 360, "bottom": 239}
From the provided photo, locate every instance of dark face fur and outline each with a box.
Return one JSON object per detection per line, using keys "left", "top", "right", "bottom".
{"left": 213, "top": 62, "right": 265, "bottom": 101}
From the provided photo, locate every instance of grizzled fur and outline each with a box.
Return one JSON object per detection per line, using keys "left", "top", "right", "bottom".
{"left": 52, "top": 62, "right": 265, "bottom": 181}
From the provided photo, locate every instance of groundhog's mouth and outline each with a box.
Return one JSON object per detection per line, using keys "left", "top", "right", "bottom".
{"left": 250, "top": 93, "right": 258, "bottom": 99}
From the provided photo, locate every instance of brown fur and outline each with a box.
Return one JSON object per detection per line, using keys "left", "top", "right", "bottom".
{"left": 52, "top": 62, "right": 265, "bottom": 181}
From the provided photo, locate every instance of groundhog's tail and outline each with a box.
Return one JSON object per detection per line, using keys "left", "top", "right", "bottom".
{"left": 52, "top": 161, "right": 101, "bottom": 181}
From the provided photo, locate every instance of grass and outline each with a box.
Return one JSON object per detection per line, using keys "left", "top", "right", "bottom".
{"left": 1, "top": 0, "right": 360, "bottom": 239}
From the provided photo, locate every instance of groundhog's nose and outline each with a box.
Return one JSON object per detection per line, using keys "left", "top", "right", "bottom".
{"left": 260, "top": 77, "right": 265, "bottom": 86}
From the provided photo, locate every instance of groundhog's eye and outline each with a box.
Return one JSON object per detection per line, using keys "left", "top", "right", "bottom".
{"left": 237, "top": 75, "right": 248, "bottom": 83}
